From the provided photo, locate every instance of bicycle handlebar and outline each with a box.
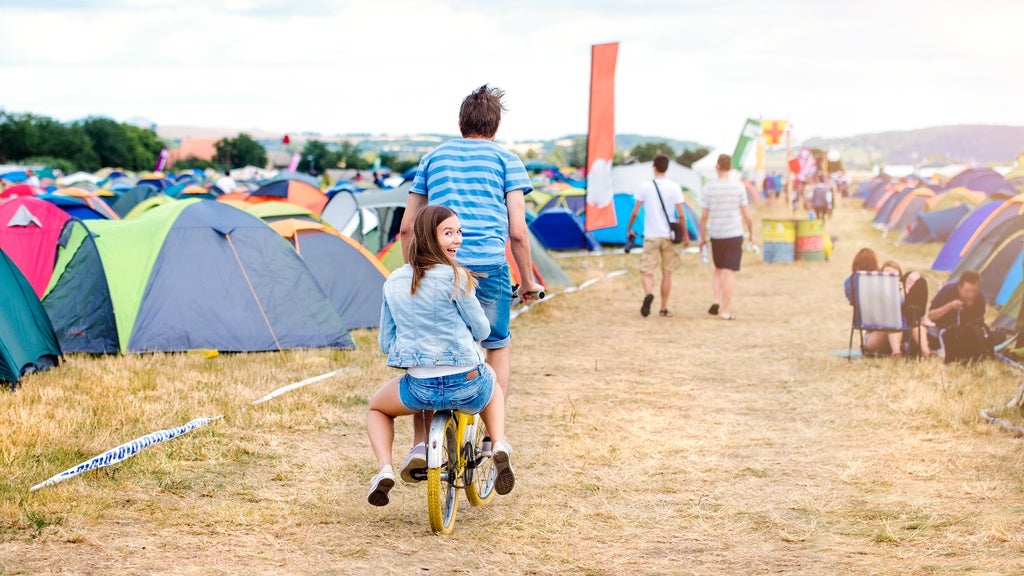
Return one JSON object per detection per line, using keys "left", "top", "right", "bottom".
{"left": 511, "top": 284, "right": 545, "bottom": 300}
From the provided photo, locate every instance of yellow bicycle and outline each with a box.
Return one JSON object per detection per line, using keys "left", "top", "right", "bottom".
{"left": 423, "top": 409, "right": 496, "bottom": 534}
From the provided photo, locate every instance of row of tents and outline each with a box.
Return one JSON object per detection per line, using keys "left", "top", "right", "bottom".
{"left": 524, "top": 160, "right": 704, "bottom": 252}
{"left": 854, "top": 168, "right": 1024, "bottom": 337}
{"left": 1, "top": 169, "right": 575, "bottom": 386}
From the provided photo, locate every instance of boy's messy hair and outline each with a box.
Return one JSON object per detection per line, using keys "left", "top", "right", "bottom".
{"left": 407, "top": 205, "right": 478, "bottom": 298}
{"left": 459, "top": 85, "right": 506, "bottom": 139}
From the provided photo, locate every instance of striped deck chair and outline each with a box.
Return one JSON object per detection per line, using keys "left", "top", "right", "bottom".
{"left": 849, "top": 271, "right": 905, "bottom": 360}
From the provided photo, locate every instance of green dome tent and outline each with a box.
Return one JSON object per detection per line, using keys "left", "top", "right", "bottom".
{"left": 44, "top": 199, "right": 355, "bottom": 353}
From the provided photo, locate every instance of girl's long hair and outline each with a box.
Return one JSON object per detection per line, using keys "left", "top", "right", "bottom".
{"left": 407, "top": 205, "right": 478, "bottom": 297}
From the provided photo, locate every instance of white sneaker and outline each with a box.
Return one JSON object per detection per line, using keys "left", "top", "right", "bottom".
{"left": 399, "top": 443, "right": 427, "bottom": 484}
{"left": 367, "top": 465, "right": 395, "bottom": 507}
{"left": 492, "top": 442, "right": 515, "bottom": 496}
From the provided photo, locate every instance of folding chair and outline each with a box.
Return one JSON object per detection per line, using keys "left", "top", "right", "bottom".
{"left": 849, "top": 271, "right": 905, "bottom": 361}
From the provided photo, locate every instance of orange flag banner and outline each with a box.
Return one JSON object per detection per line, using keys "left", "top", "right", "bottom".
{"left": 585, "top": 42, "right": 619, "bottom": 231}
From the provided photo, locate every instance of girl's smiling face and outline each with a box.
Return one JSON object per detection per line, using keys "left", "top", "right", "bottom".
{"left": 436, "top": 215, "right": 462, "bottom": 261}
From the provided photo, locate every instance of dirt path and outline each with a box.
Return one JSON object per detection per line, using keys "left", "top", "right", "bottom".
{"left": 3, "top": 203, "right": 1023, "bottom": 575}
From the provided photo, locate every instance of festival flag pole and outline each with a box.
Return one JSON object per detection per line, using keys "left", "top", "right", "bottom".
{"left": 785, "top": 125, "right": 793, "bottom": 216}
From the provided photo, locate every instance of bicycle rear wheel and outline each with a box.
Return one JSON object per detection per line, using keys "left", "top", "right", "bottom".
{"left": 426, "top": 416, "right": 460, "bottom": 534}
{"left": 465, "top": 415, "right": 496, "bottom": 506}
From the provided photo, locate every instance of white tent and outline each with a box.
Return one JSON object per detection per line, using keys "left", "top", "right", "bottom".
{"left": 612, "top": 160, "right": 701, "bottom": 197}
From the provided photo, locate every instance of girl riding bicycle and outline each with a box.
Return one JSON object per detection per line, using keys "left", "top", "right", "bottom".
{"left": 366, "top": 205, "right": 514, "bottom": 506}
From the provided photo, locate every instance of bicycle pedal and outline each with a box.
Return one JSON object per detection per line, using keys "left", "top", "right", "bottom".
{"left": 409, "top": 468, "right": 428, "bottom": 482}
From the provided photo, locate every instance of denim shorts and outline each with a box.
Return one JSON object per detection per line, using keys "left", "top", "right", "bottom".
{"left": 399, "top": 364, "right": 495, "bottom": 414}
{"left": 467, "top": 263, "right": 512, "bottom": 349}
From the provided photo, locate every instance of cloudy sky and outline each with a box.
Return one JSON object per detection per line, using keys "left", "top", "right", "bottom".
{"left": 1, "top": 0, "right": 1021, "bottom": 149}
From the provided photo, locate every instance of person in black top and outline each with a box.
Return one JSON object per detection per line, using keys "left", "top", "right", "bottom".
{"left": 928, "top": 270, "right": 985, "bottom": 330}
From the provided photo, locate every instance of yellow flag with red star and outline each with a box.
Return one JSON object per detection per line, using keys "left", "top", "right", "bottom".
{"left": 762, "top": 120, "right": 788, "bottom": 146}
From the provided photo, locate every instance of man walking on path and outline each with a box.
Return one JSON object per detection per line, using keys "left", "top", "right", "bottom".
{"left": 700, "top": 153, "right": 755, "bottom": 321}
{"left": 626, "top": 154, "right": 688, "bottom": 318}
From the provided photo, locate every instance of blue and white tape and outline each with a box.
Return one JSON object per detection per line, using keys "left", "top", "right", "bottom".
{"left": 30, "top": 416, "right": 222, "bottom": 492}
{"left": 31, "top": 368, "right": 348, "bottom": 491}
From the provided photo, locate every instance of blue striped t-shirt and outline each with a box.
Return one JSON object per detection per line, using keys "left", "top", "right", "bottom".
{"left": 410, "top": 139, "right": 533, "bottom": 267}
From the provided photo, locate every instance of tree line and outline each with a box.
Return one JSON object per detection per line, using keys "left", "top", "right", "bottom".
{"left": 0, "top": 111, "right": 165, "bottom": 174}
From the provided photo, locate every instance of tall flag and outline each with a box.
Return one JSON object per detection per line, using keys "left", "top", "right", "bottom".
{"left": 154, "top": 148, "right": 169, "bottom": 172}
{"left": 762, "top": 120, "right": 788, "bottom": 146}
{"left": 584, "top": 42, "right": 619, "bottom": 232}
{"left": 287, "top": 152, "right": 301, "bottom": 172}
{"left": 731, "top": 118, "right": 761, "bottom": 171}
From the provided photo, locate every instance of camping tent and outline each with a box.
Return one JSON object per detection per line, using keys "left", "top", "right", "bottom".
{"left": 249, "top": 179, "right": 329, "bottom": 214}
{"left": 53, "top": 187, "right": 119, "bottom": 219}
{"left": 0, "top": 247, "right": 61, "bottom": 386}
{"left": 267, "top": 218, "right": 388, "bottom": 330}
{"left": 0, "top": 197, "right": 71, "bottom": 297}
{"left": 903, "top": 204, "right": 971, "bottom": 244}
{"left": 886, "top": 188, "right": 935, "bottom": 235}
{"left": 946, "top": 168, "right": 1015, "bottom": 197}
{"left": 590, "top": 192, "right": 698, "bottom": 245}
{"left": 322, "top": 184, "right": 409, "bottom": 253}
{"left": 247, "top": 202, "right": 322, "bottom": 224}
{"left": 933, "top": 193, "right": 1024, "bottom": 270}
{"left": 529, "top": 208, "right": 601, "bottom": 251}
{"left": 46, "top": 199, "right": 354, "bottom": 353}
{"left": 124, "top": 194, "right": 175, "bottom": 219}
{"left": 110, "top": 185, "right": 167, "bottom": 217}
{"left": 926, "top": 187, "right": 986, "bottom": 212}
{"left": 37, "top": 194, "right": 116, "bottom": 221}
{"left": 948, "top": 214, "right": 1024, "bottom": 305}
{"left": 612, "top": 161, "right": 701, "bottom": 200}
{"left": 932, "top": 196, "right": 1024, "bottom": 271}
{"left": 0, "top": 184, "right": 46, "bottom": 200}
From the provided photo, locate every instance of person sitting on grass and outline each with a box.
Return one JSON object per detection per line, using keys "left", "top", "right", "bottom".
{"left": 365, "top": 205, "right": 514, "bottom": 507}
{"left": 844, "top": 247, "right": 903, "bottom": 357}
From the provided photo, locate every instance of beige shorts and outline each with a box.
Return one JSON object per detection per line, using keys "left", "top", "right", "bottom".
{"left": 640, "top": 236, "right": 681, "bottom": 275}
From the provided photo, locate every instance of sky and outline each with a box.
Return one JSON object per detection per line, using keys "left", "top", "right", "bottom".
{"left": 1, "top": 0, "right": 1022, "bottom": 151}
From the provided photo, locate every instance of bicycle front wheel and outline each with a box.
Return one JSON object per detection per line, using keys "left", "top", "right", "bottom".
{"left": 465, "top": 416, "right": 496, "bottom": 506}
{"left": 426, "top": 416, "right": 459, "bottom": 534}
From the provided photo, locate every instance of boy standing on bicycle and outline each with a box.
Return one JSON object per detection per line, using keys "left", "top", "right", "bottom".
{"left": 366, "top": 206, "right": 514, "bottom": 506}
{"left": 397, "top": 85, "right": 542, "bottom": 482}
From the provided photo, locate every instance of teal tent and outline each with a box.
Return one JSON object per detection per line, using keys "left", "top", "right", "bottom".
{"left": 0, "top": 247, "right": 61, "bottom": 387}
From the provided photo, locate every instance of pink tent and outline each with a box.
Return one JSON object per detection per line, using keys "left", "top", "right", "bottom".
{"left": 0, "top": 184, "right": 46, "bottom": 200}
{"left": 0, "top": 197, "right": 70, "bottom": 297}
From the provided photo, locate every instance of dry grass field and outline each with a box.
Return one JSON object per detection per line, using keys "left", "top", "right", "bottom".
{"left": 2, "top": 200, "right": 1024, "bottom": 575}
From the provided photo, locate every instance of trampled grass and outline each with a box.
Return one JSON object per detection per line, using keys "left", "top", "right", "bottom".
{"left": 2, "top": 199, "right": 1023, "bottom": 575}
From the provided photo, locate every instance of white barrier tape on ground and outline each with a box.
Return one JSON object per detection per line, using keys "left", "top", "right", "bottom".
{"left": 246, "top": 368, "right": 350, "bottom": 407}
{"left": 511, "top": 269, "right": 627, "bottom": 321}
{"left": 30, "top": 416, "right": 223, "bottom": 492}
{"left": 31, "top": 369, "right": 349, "bottom": 491}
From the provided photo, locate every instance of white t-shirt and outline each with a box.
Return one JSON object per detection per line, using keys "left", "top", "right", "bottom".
{"left": 700, "top": 178, "right": 748, "bottom": 239}
{"left": 633, "top": 177, "right": 685, "bottom": 239}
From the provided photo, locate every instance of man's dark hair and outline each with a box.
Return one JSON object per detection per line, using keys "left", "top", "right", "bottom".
{"left": 959, "top": 270, "right": 981, "bottom": 286}
{"left": 653, "top": 154, "right": 669, "bottom": 173}
{"left": 717, "top": 154, "right": 732, "bottom": 172}
{"left": 459, "top": 85, "right": 506, "bottom": 138}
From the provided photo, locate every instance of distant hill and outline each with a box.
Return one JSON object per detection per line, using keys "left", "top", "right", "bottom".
{"left": 156, "top": 125, "right": 705, "bottom": 159}
{"left": 804, "top": 125, "right": 1024, "bottom": 167}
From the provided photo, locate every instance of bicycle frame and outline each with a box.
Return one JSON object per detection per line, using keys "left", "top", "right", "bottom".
{"left": 427, "top": 410, "right": 476, "bottom": 473}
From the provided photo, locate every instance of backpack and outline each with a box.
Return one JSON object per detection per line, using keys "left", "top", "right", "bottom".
{"left": 941, "top": 316, "right": 995, "bottom": 364}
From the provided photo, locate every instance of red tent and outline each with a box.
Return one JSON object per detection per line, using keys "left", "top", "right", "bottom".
{"left": 0, "top": 197, "right": 71, "bottom": 297}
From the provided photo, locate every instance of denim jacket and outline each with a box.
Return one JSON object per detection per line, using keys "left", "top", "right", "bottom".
{"left": 379, "top": 264, "right": 489, "bottom": 368}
